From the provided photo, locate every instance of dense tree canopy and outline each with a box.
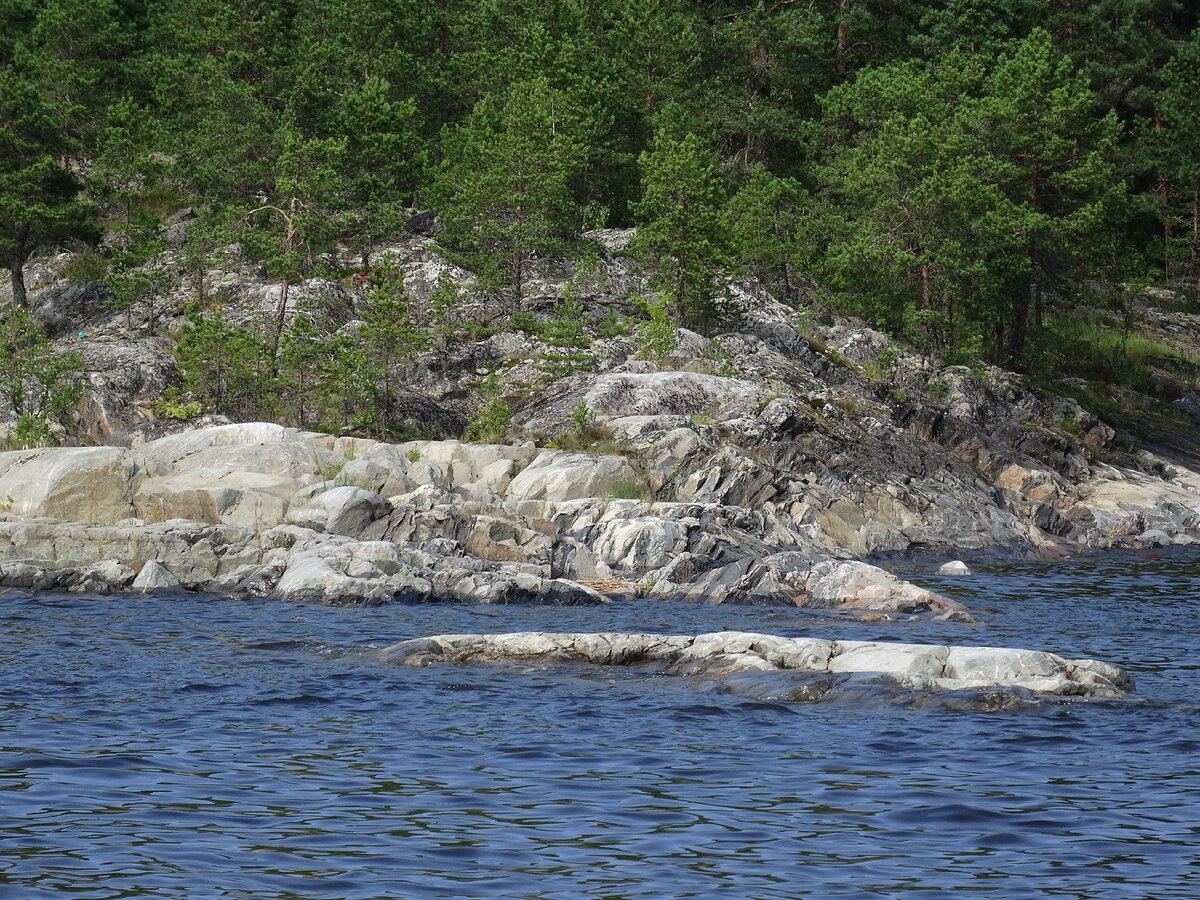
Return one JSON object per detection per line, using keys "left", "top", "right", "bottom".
{"left": 2, "top": 0, "right": 1198, "bottom": 370}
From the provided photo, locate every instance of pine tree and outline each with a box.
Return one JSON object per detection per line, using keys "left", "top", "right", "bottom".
{"left": 332, "top": 75, "right": 423, "bottom": 270}
{"left": 537, "top": 286, "right": 593, "bottom": 378}
{"left": 433, "top": 77, "right": 587, "bottom": 305}
{"left": 358, "top": 255, "right": 431, "bottom": 435}
{"left": 805, "top": 53, "right": 1018, "bottom": 344}
{"left": 703, "top": 1, "right": 832, "bottom": 171}
{"left": 0, "top": 71, "right": 99, "bottom": 306}
{"left": 175, "top": 306, "right": 277, "bottom": 420}
{"left": 1155, "top": 30, "right": 1200, "bottom": 282}
{"left": 726, "top": 164, "right": 806, "bottom": 292}
{"left": 631, "top": 126, "right": 729, "bottom": 330}
{"left": 973, "top": 29, "right": 1125, "bottom": 362}
{"left": 0, "top": 305, "right": 84, "bottom": 441}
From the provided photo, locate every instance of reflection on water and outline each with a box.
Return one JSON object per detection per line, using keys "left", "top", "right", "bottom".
{"left": 1, "top": 550, "right": 1199, "bottom": 897}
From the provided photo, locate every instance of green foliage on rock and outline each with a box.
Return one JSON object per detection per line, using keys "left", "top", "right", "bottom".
{"left": 465, "top": 376, "right": 512, "bottom": 444}
{"left": 174, "top": 305, "right": 276, "bottom": 421}
{"left": 537, "top": 286, "right": 593, "bottom": 379}
{"left": 3, "top": 0, "right": 1200, "bottom": 426}
{"left": 631, "top": 126, "right": 729, "bottom": 331}
{"left": 0, "top": 305, "right": 83, "bottom": 446}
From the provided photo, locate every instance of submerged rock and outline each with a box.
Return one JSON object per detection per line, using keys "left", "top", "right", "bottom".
{"left": 380, "top": 631, "right": 1134, "bottom": 700}
{"left": 939, "top": 560, "right": 972, "bottom": 576}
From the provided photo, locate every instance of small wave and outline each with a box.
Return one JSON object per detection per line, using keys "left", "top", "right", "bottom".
{"left": 178, "top": 682, "right": 230, "bottom": 693}
{"left": 5, "top": 753, "right": 151, "bottom": 770}
{"left": 251, "top": 694, "right": 332, "bottom": 706}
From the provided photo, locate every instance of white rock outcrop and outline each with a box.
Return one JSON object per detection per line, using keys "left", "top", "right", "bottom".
{"left": 382, "top": 631, "right": 1134, "bottom": 699}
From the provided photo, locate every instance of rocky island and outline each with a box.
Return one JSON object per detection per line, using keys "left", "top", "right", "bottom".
{"left": 1, "top": 231, "right": 1198, "bottom": 704}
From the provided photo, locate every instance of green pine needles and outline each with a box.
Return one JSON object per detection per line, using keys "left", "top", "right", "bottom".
{"left": 537, "top": 287, "right": 594, "bottom": 379}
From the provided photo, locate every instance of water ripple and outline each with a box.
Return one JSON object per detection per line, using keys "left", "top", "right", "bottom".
{"left": 1, "top": 550, "right": 1198, "bottom": 897}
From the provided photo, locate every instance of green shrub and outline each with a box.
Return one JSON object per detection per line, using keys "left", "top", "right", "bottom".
{"left": 61, "top": 252, "right": 107, "bottom": 283}
{"left": 567, "top": 399, "right": 592, "bottom": 438}
{"left": 174, "top": 305, "right": 277, "bottom": 420}
{"left": 0, "top": 306, "right": 84, "bottom": 444}
{"left": 155, "top": 393, "right": 203, "bottom": 420}
{"left": 466, "top": 398, "right": 512, "bottom": 443}
{"left": 1059, "top": 413, "right": 1083, "bottom": 435}
{"left": 604, "top": 475, "right": 652, "bottom": 501}
{"left": 1043, "top": 313, "right": 1200, "bottom": 395}
{"left": 5, "top": 413, "right": 58, "bottom": 450}
{"left": 537, "top": 287, "right": 593, "bottom": 378}
{"left": 636, "top": 294, "right": 677, "bottom": 365}
{"left": 875, "top": 345, "right": 899, "bottom": 373}
{"left": 902, "top": 304, "right": 952, "bottom": 356}
{"left": 508, "top": 310, "right": 541, "bottom": 335}
{"left": 429, "top": 274, "right": 463, "bottom": 336}
{"left": 599, "top": 308, "right": 632, "bottom": 338}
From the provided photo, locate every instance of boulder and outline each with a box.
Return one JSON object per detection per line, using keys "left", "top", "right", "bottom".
{"left": 939, "top": 560, "right": 972, "bottom": 576}
{"left": 535, "top": 578, "right": 610, "bottom": 605}
{"left": 464, "top": 514, "right": 554, "bottom": 565}
{"left": 507, "top": 451, "right": 641, "bottom": 506}
{"left": 285, "top": 486, "right": 392, "bottom": 537}
{"left": 273, "top": 552, "right": 398, "bottom": 604}
{"left": 132, "top": 559, "right": 181, "bottom": 594}
{"left": 134, "top": 422, "right": 303, "bottom": 477}
{"left": 804, "top": 560, "right": 968, "bottom": 617}
{"left": 136, "top": 473, "right": 296, "bottom": 528}
{"left": 1137, "top": 529, "right": 1174, "bottom": 548}
{"left": 132, "top": 424, "right": 345, "bottom": 528}
{"left": 30, "top": 279, "right": 113, "bottom": 337}
{"left": 77, "top": 338, "right": 178, "bottom": 443}
{"left": 0, "top": 447, "right": 136, "bottom": 524}
{"left": 336, "top": 458, "right": 415, "bottom": 497}
{"left": 584, "top": 516, "right": 686, "bottom": 572}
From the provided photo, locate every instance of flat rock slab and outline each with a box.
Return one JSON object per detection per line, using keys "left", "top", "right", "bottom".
{"left": 380, "top": 631, "right": 1133, "bottom": 701}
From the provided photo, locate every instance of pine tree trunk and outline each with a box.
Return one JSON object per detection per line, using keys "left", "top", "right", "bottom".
{"left": 1010, "top": 280, "right": 1030, "bottom": 367}
{"left": 269, "top": 277, "right": 290, "bottom": 377}
{"left": 1033, "top": 276, "right": 1043, "bottom": 330}
{"left": 8, "top": 226, "right": 30, "bottom": 307}
{"left": 1192, "top": 181, "right": 1198, "bottom": 268}
{"left": 1160, "top": 176, "right": 1172, "bottom": 275}
{"left": 836, "top": 0, "right": 849, "bottom": 75}
{"left": 8, "top": 256, "right": 26, "bottom": 307}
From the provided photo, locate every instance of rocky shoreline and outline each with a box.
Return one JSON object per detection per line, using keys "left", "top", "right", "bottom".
{"left": 0, "top": 422, "right": 975, "bottom": 617}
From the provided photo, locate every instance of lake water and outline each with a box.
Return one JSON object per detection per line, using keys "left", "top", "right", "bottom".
{"left": 2, "top": 551, "right": 1198, "bottom": 898}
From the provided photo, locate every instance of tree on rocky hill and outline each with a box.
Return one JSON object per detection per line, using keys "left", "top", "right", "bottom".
{"left": 358, "top": 255, "right": 431, "bottom": 435}
{"left": 432, "top": 77, "right": 588, "bottom": 307}
{"left": 631, "top": 124, "right": 729, "bottom": 331}
{"left": 0, "top": 71, "right": 98, "bottom": 307}
{"left": 0, "top": 304, "right": 83, "bottom": 448}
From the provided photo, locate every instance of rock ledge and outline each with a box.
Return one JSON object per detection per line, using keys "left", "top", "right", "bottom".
{"left": 381, "top": 630, "right": 1133, "bottom": 700}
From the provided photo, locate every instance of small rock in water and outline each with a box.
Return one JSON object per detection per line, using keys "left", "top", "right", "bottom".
{"left": 1137, "top": 529, "right": 1173, "bottom": 548}
{"left": 939, "top": 560, "right": 971, "bottom": 576}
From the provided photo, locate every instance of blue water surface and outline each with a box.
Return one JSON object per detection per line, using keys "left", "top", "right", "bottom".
{"left": 1, "top": 550, "right": 1198, "bottom": 898}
